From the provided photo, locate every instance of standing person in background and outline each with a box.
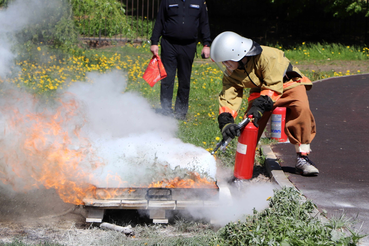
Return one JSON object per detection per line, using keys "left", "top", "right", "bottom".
{"left": 150, "top": 0, "right": 211, "bottom": 120}
{"left": 210, "top": 31, "right": 319, "bottom": 177}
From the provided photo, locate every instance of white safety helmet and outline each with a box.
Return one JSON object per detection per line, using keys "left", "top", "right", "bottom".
{"left": 210, "top": 31, "right": 262, "bottom": 76}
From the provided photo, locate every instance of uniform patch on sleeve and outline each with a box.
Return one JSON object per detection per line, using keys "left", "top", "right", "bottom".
{"left": 190, "top": 4, "right": 200, "bottom": 8}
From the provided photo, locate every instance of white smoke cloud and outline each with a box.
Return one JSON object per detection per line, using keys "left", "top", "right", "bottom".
{"left": 0, "top": 0, "right": 59, "bottom": 78}
{"left": 90, "top": 133, "right": 217, "bottom": 187}
{"left": 66, "top": 71, "right": 178, "bottom": 139}
{"left": 62, "top": 71, "right": 217, "bottom": 186}
{"left": 187, "top": 182, "right": 278, "bottom": 226}
{"left": 0, "top": 43, "right": 14, "bottom": 78}
{"left": 0, "top": 0, "right": 46, "bottom": 33}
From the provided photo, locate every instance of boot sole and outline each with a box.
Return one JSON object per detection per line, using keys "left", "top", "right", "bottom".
{"left": 296, "top": 168, "right": 319, "bottom": 176}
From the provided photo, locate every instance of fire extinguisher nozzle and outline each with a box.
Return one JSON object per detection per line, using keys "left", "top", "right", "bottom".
{"left": 211, "top": 118, "right": 251, "bottom": 155}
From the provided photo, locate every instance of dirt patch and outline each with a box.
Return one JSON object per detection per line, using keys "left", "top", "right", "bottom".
{"left": 0, "top": 185, "right": 88, "bottom": 245}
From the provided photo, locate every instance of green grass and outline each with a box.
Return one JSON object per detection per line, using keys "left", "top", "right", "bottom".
{"left": 271, "top": 42, "right": 369, "bottom": 61}
{"left": 268, "top": 42, "right": 369, "bottom": 81}
{"left": 210, "top": 187, "right": 365, "bottom": 246}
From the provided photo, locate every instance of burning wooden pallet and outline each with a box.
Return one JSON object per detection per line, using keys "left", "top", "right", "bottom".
{"left": 83, "top": 184, "right": 220, "bottom": 223}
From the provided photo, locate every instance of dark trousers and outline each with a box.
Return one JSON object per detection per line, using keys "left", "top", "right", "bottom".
{"left": 160, "top": 37, "right": 197, "bottom": 116}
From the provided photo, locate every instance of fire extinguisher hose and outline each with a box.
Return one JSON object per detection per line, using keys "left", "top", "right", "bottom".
{"left": 211, "top": 117, "right": 251, "bottom": 155}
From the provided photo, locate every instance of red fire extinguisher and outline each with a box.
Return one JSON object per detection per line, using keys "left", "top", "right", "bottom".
{"left": 271, "top": 107, "right": 288, "bottom": 143}
{"left": 234, "top": 116, "right": 258, "bottom": 180}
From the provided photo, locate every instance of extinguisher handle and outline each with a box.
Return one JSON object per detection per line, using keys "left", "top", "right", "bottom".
{"left": 237, "top": 117, "right": 251, "bottom": 130}
{"left": 210, "top": 118, "right": 251, "bottom": 155}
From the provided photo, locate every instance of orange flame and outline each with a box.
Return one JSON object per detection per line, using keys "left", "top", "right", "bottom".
{"left": 148, "top": 172, "right": 217, "bottom": 189}
{"left": 0, "top": 92, "right": 102, "bottom": 205}
{"left": 0, "top": 91, "right": 216, "bottom": 204}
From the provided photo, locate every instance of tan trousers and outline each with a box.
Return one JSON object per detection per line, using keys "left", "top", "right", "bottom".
{"left": 248, "top": 85, "right": 316, "bottom": 146}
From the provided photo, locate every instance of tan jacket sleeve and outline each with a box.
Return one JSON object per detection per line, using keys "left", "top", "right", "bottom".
{"left": 218, "top": 75, "right": 243, "bottom": 118}
{"left": 256, "top": 48, "right": 290, "bottom": 101}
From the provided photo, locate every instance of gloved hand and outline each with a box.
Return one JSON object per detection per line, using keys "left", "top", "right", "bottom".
{"left": 221, "top": 123, "right": 240, "bottom": 140}
{"left": 246, "top": 95, "right": 274, "bottom": 127}
{"left": 218, "top": 112, "right": 240, "bottom": 140}
{"left": 246, "top": 106, "right": 263, "bottom": 127}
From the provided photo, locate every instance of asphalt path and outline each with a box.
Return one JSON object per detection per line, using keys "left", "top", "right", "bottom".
{"left": 271, "top": 74, "right": 369, "bottom": 244}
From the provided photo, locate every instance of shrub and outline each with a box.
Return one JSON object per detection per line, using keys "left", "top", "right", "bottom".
{"left": 210, "top": 187, "right": 364, "bottom": 246}
{"left": 72, "top": 0, "right": 130, "bottom": 38}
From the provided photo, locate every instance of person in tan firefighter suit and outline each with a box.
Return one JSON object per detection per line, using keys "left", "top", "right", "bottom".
{"left": 210, "top": 31, "right": 319, "bottom": 177}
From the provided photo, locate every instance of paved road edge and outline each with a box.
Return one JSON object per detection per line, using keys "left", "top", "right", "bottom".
{"left": 261, "top": 144, "right": 369, "bottom": 245}
{"left": 261, "top": 144, "right": 327, "bottom": 222}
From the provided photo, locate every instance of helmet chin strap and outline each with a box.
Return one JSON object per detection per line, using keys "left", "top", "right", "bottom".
{"left": 237, "top": 57, "right": 247, "bottom": 70}
{"left": 237, "top": 56, "right": 255, "bottom": 85}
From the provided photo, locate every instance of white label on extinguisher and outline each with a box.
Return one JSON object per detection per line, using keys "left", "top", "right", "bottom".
{"left": 271, "top": 114, "right": 282, "bottom": 138}
{"left": 237, "top": 142, "right": 247, "bottom": 155}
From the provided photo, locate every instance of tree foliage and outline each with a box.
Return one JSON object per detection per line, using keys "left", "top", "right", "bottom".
{"left": 72, "top": 0, "right": 130, "bottom": 37}
{"left": 344, "top": 0, "right": 369, "bottom": 17}
{"left": 1, "top": 0, "right": 368, "bottom": 45}
{"left": 268, "top": 0, "right": 369, "bottom": 18}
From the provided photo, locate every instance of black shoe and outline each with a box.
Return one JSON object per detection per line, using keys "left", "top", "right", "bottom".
{"left": 296, "top": 154, "right": 319, "bottom": 176}
{"left": 155, "top": 108, "right": 173, "bottom": 117}
{"left": 174, "top": 113, "right": 186, "bottom": 121}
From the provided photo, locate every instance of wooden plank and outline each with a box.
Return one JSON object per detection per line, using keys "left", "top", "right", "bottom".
{"left": 147, "top": 200, "right": 176, "bottom": 209}
{"left": 100, "top": 223, "right": 134, "bottom": 235}
{"left": 83, "top": 199, "right": 147, "bottom": 208}
{"left": 86, "top": 208, "right": 105, "bottom": 223}
{"left": 153, "top": 219, "right": 168, "bottom": 224}
{"left": 150, "top": 210, "right": 168, "bottom": 224}
{"left": 84, "top": 198, "right": 220, "bottom": 210}
{"left": 149, "top": 209, "right": 166, "bottom": 219}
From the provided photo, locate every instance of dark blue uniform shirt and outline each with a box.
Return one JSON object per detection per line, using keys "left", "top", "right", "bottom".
{"left": 150, "top": 0, "right": 211, "bottom": 45}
